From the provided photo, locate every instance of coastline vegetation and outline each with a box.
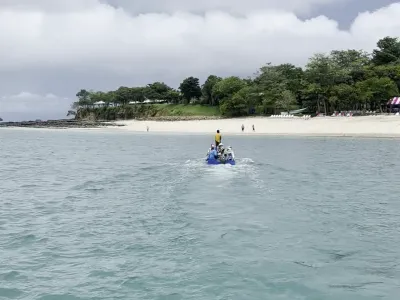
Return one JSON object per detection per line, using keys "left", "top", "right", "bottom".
{"left": 72, "top": 36, "right": 400, "bottom": 120}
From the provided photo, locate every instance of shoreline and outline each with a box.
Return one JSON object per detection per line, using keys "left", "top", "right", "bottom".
{"left": 2, "top": 115, "right": 400, "bottom": 138}
{"left": 2, "top": 126, "right": 400, "bottom": 139}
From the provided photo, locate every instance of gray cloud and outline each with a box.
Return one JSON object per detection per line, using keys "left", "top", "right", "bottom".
{"left": 0, "top": 92, "right": 72, "bottom": 121}
{"left": 309, "top": 0, "right": 398, "bottom": 29}
{"left": 0, "top": 0, "right": 349, "bottom": 14}
{"left": 104, "top": 0, "right": 349, "bottom": 15}
{"left": 0, "top": 0, "right": 98, "bottom": 12}
{"left": 0, "top": 0, "right": 399, "bottom": 121}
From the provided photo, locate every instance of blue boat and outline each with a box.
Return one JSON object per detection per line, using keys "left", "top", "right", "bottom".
{"left": 206, "top": 158, "right": 235, "bottom": 165}
{"left": 205, "top": 144, "right": 235, "bottom": 165}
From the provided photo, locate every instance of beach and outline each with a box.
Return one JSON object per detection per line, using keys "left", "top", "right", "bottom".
{"left": 2, "top": 115, "right": 400, "bottom": 138}
{"left": 112, "top": 115, "right": 400, "bottom": 138}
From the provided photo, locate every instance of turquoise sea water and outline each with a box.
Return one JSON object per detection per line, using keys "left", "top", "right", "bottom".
{"left": 0, "top": 129, "right": 399, "bottom": 299}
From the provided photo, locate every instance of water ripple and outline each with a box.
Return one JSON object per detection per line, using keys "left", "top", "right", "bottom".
{"left": 0, "top": 131, "right": 399, "bottom": 299}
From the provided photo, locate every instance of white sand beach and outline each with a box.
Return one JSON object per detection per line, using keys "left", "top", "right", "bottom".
{"left": 3, "top": 115, "right": 400, "bottom": 137}
{"left": 111, "top": 115, "right": 400, "bottom": 137}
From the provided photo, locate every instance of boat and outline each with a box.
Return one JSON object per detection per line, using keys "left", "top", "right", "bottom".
{"left": 205, "top": 144, "right": 236, "bottom": 165}
{"left": 207, "top": 157, "right": 235, "bottom": 165}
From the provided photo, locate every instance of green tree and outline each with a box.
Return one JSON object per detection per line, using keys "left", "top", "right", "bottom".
{"left": 304, "top": 53, "right": 340, "bottom": 114}
{"left": 179, "top": 77, "right": 202, "bottom": 103}
{"left": 125, "top": 87, "right": 145, "bottom": 103}
{"left": 372, "top": 36, "right": 400, "bottom": 65}
{"left": 274, "top": 64, "right": 304, "bottom": 98}
{"left": 115, "top": 86, "right": 131, "bottom": 106}
{"left": 254, "top": 64, "right": 288, "bottom": 111}
{"left": 329, "top": 49, "right": 371, "bottom": 84}
{"left": 329, "top": 84, "right": 360, "bottom": 111}
{"left": 201, "top": 75, "right": 222, "bottom": 105}
{"left": 76, "top": 89, "right": 91, "bottom": 106}
{"left": 144, "top": 82, "right": 172, "bottom": 100}
{"left": 364, "top": 64, "right": 400, "bottom": 91}
{"left": 356, "top": 77, "right": 399, "bottom": 111}
{"left": 90, "top": 91, "right": 107, "bottom": 104}
{"left": 165, "top": 89, "right": 181, "bottom": 104}
{"left": 219, "top": 86, "right": 260, "bottom": 116}
{"left": 212, "top": 76, "right": 246, "bottom": 103}
{"left": 276, "top": 90, "right": 296, "bottom": 113}
{"left": 330, "top": 49, "right": 370, "bottom": 69}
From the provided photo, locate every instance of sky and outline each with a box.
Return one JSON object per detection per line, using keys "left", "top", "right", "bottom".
{"left": 0, "top": 0, "right": 399, "bottom": 121}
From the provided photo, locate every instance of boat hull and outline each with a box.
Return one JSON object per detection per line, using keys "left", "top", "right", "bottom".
{"left": 206, "top": 158, "right": 235, "bottom": 165}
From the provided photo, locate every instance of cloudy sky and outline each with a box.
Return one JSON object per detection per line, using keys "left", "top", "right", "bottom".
{"left": 0, "top": 0, "right": 399, "bottom": 121}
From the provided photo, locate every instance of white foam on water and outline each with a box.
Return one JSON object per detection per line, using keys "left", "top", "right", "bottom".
{"left": 186, "top": 157, "right": 268, "bottom": 191}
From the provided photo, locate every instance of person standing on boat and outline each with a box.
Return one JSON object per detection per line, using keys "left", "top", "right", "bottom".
{"left": 215, "top": 130, "right": 221, "bottom": 147}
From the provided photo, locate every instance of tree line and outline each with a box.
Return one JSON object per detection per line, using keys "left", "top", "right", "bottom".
{"left": 74, "top": 36, "right": 400, "bottom": 116}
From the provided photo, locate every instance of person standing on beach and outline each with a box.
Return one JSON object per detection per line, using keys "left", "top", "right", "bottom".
{"left": 252, "top": 124, "right": 255, "bottom": 132}
{"left": 215, "top": 130, "right": 221, "bottom": 147}
{"left": 241, "top": 124, "right": 244, "bottom": 132}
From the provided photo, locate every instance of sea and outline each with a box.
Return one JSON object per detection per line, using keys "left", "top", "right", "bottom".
{"left": 0, "top": 128, "right": 399, "bottom": 300}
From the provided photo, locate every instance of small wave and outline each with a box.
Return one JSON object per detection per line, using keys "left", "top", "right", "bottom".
{"left": 138, "top": 165, "right": 159, "bottom": 171}
{"left": 88, "top": 270, "right": 116, "bottom": 278}
{"left": 5, "top": 233, "right": 39, "bottom": 249}
{"left": 20, "top": 184, "right": 39, "bottom": 188}
{"left": 118, "top": 276, "right": 143, "bottom": 289}
{"left": 329, "top": 282, "right": 384, "bottom": 290}
{"left": 71, "top": 179, "right": 109, "bottom": 192}
{"left": 113, "top": 172, "right": 132, "bottom": 180}
{"left": 72, "top": 180, "right": 98, "bottom": 190}
{"left": 294, "top": 261, "right": 319, "bottom": 268}
{"left": 0, "top": 287, "right": 22, "bottom": 299}
{"left": 312, "top": 248, "right": 360, "bottom": 263}
{"left": 184, "top": 159, "right": 207, "bottom": 168}
{"left": 85, "top": 187, "right": 105, "bottom": 192}
{"left": 239, "top": 157, "right": 255, "bottom": 164}
{"left": 0, "top": 271, "right": 22, "bottom": 281}
{"left": 37, "top": 294, "right": 84, "bottom": 300}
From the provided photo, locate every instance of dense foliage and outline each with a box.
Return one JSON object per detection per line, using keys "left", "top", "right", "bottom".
{"left": 73, "top": 36, "right": 400, "bottom": 117}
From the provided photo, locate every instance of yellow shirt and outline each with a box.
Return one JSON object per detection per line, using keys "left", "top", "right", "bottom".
{"left": 215, "top": 133, "right": 221, "bottom": 143}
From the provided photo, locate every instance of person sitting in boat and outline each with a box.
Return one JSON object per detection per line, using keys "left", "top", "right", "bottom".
{"left": 206, "top": 144, "right": 214, "bottom": 156}
{"left": 218, "top": 144, "right": 227, "bottom": 161}
{"left": 217, "top": 143, "right": 224, "bottom": 156}
{"left": 225, "top": 146, "right": 233, "bottom": 160}
{"left": 208, "top": 145, "right": 218, "bottom": 160}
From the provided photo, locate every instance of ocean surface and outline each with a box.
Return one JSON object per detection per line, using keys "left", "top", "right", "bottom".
{"left": 1, "top": 128, "right": 399, "bottom": 300}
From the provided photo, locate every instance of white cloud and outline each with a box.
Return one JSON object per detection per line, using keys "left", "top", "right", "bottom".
{"left": 1, "top": 2, "right": 399, "bottom": 74}
{"left": 0, "top": 1, "right": 400, "bottom": 120}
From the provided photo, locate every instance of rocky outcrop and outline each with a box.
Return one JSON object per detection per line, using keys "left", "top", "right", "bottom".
{"left": 0, "top": 119, "right": 124, "bottom": 128}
